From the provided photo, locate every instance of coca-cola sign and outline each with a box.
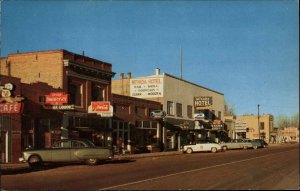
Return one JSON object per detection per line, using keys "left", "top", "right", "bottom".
{"left": 91, "top": 101, "right": 110, "bottom": 112}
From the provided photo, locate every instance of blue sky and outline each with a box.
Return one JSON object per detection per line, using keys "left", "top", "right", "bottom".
{"left": 1, "top": 0, "right": 299, "bottom": 117}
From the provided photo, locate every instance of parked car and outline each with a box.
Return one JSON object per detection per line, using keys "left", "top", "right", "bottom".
{"left": 19, "top": 139, "right": 114, "bottom": 168}
{"left": 253, "top": 139, "right": 268, "bottom": 148}
{"left": 242, "top": 139, "right": 267, "bottom": 149}
{"left": 220, "top": 139, "right": 253, "bottom": 150}
{"left": 182, "top": 140, "right": 222, "bottom": 154}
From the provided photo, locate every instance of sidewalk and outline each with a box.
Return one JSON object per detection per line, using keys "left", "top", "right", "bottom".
{"left": 0, "top": 150, "right": 182, "bottom": 172}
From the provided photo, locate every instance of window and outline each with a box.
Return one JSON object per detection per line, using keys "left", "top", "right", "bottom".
{"left": 167, "top": 101, "right": 174, "bottom": 115}
{"left": 260, "top": 122, "right": 265, "bottom": 130}
{"left": 176, "top": 103, "right": 182, "bottom": 117}
{"left": 187, "top": 105, "right": 193, "bottom": 118}
{"left": 91, "top": 83, "right": 105, "bottom": 101}
{"left": 68, "top": 81, "right": 82, "bottom": 106}
{"left": 218, "top": 111, "right": 222, "bottom": 119}
{"left": 71, "top": 141, "right": 86, "bottom": 148}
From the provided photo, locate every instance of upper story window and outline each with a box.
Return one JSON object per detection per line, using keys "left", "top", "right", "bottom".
{"left": 91, "top": 82, "right": 105, "bottom": 101}
{"left": 187, "top": 105, "right": 193, "bottom": 118}
{"left": 68, "top": 80, "right": 82, "bottom": 107}
{"left": 218, "top": 111, "right": 222, "bottom": 119}
{"left": 176, "top": 103, "right": 182, "bottom": 117}
{"left": 167, "top": 101, "right": 174, "bottom": 115}
{"left": 260, "top": 122, "right": 265, "bottom": 130}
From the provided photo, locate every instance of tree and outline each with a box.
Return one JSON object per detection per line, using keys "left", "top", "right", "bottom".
{"left": 224, "top": 100, "right": 235, "bottom": 116}
{"left": 275, "top": 113, "right": 299, "bottom": 128}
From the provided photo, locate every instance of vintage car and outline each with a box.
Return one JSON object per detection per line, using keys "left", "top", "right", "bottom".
{"left": 243, "top": 139, "right": 268, "bottom": 149}
{"left": 220, "top": 139, "right": 253, "bottom": 150}
{"left": 182, "top": 140, "right": 222, "bottom": 154}
{"left": 19, "top": 139, "right": 114, "bottom": 167}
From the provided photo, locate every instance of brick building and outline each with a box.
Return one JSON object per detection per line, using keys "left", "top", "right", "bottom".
{"left": 111, "top": 94, "right": 162, "bottom": 153}
{"left": 0, "top": 50, "right": 115, "bottom": 162}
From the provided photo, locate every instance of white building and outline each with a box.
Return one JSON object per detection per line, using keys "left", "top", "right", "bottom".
{"left": 112, "top": 68, "right": 225, "bottom": 150}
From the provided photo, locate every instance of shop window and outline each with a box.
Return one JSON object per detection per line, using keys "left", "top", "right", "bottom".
{"left": 176, "top": 103, "right": 182, "bottom": 117}
{"left": 167, "top": 101, "right": 174, "bottom": 115}
{"left": 68, "top": 81, "right": 82, "bottom": 106}
{"left": 187, "top": 105, "right": 193, "bottom": 118}
{"left": 91, "top": 82, "right": 105, "bottom": 101}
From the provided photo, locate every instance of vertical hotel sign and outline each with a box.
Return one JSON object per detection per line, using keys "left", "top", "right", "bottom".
{"left": 130, "top": 77, "right": 163, "bottom": 98}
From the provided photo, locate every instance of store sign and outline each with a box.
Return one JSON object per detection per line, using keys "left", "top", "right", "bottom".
{"left": 45, "top": 92, "right": 68, "bottom": 105}
{"left": 43, "top": 105, "right": 75, "bottom": 110}
{"left": 91, "top": 101, "right": 110, "bottom": 112}
{"left": 194, "top": 96, "right": 213, "bottom": 110}
{"left": 130, "top": 77, "right": 164, "bottom": 98}
{"left": 0, "top": 103, "right": 23, "bottom": 113}
{"left": 194, "top": 113, "right": 205, "bottom": 120}
{"left": 88, "top": 101, "right": 113, "bottom": 117}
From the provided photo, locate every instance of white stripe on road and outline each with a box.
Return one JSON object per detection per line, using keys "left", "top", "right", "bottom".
{"left": 99, "top": 149, "right": 296, "bottom": 190}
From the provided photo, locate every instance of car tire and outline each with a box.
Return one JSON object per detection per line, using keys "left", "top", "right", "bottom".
{"left": 28, "top": 155, "right": 42, "bottom": 169}
{"left": 186, "top": 148, "right": 193, "bottom": 154}
{"left": 86, "top": 158, "right": 98, "bottom": 166}
{"left": 211, "top": 147, "right": 217, "bottom": 153}
{"left": 253, "top": 145, "right": 258, "bottom": 149}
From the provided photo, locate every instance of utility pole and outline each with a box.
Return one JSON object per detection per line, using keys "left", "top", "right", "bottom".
{"left": 180, "top": 47, "right": 182, "bottom": 79}
{"left": 258, "top": 104, "right": 260, "bottom": 139}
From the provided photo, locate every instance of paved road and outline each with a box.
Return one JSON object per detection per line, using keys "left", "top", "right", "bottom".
{"left": 1, "top": 144, "right": 299, "bottom": 190}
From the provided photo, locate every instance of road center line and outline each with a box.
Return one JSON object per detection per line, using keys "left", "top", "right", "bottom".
{"left": 99, "top": 149, "right": 296, "bottom": 190}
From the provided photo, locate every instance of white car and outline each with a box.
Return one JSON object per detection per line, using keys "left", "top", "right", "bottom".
{"left": 182, "top": 140, "right": 222, "bottom": 154}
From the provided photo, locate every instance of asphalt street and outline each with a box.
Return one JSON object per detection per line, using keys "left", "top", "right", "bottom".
{"left": 1, "top": 144, "right": 299, "bottom": 190}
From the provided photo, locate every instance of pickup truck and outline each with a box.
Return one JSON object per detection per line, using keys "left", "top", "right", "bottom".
{"left": 220, "top": 139, "right": 253, "bottom": 151}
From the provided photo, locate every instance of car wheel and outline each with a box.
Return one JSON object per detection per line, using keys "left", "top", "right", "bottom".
{"left": 211, "top": 147, "right": 217, "bottom": 153}
{"left": 28, "top": 155, "right": 42, "bottom": 169}
{"left": 86, "top": 158, "right": 98, "bottom": 166}
{"left": 186, "top": 148, "right": 193, "bottom": 154}
{"left": 253, "top": 145, "right": 258, "bottom": 149}
{"left": 222, "top": 146, "right": 227, "bottom": 151}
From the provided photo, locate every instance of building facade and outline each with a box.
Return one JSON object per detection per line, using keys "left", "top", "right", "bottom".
{"left": 112, "top": 69, "right": 226, "bottom": 150}
{"left": 111, "top": 94, "right": 162, "bottom": 153}
{"left": 235, "top": 114, "right": 274, "bottom": 143}
{"left": 0, "top": 50, "right": 115, "bottom": 162}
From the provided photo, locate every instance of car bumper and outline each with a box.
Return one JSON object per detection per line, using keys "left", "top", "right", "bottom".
{"left": 19, "top": 157, "right": 26, "bottom": 162}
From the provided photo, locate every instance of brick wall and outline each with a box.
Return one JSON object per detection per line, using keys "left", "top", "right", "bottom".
{"left": 1, "top": 50, "right": 64, "bottom": 89}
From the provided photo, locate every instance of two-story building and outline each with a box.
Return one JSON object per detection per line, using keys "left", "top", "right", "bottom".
{"left": 112, "top": 69, "right": 226, "bottom": 150}
{"left": 235, "top": 114, "right": 274, "bottom": 143}
{"left": 0, "top": 50, "right": 115, "bottom": 162}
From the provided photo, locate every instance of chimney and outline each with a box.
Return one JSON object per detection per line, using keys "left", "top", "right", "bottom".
{"left": 155, "top": 68, "right": 160, "bottom": 75}
{"left": 126, "top": 72, "right": 131, "bottom": 79}
{"left": 120, "top": 73, "right": 124, "bottom": 80}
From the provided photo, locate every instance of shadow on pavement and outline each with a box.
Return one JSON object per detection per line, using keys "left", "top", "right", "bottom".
{"left": 1, "top": 159, "right": 136, "bottom": 175}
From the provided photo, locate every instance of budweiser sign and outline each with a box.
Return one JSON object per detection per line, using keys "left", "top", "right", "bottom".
{"left": 45, "top": 92, "right": 68, "bottom": 105}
